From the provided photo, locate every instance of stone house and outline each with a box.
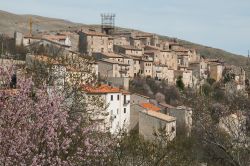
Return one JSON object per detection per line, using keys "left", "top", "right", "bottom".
{"left": 189, "top": 59, "right": 209, "bottom": 88}
{"left": 78, "top": 30, "right": 109, "bottom": 55}
{"left": 129, "top": 37, "right": 142, "bottom": 48}
{"left": 134, "top": 33, "right": 159, "bottom": 46}
{"left": 121, "top": 55, "right": 135, "bottom": 77}
{"left": 130, "top": 93, "right": 151, "bottom": 130}
{"left": 108, "top": 37, "right": 114, "bottom": 52}
{"left": 42, "top": 34, "right": 71, "bottom": 47}
{"left": 188, "top": 49, "right": 200, "bottom": 63}
{"left": 140, "top": 55, "right": 153, "bottom": 77}
{"left": 160, "top": 50, "right": 178, "bottom": 70}
{"left": 174, "top": 70, "right": 193, "bottom": 87}
{"left": 98, "top": 59, "right": 130, "bottom": 78}
{"left": 207, "top": 59, "right": 224, "bottom": 82}
{"left": 152, "top": 63, "right": 169, "bottom": 81}
{"left": 167, "top": 106, "right": 192, "bottom": 137}
{"left": 139, "top": 110, "right": 176, "bottom": 141}
{"left": 122, "top": 54, "right": 142, "bottom": 77}
{"left": 177, "top": 51, "right": 189, "bottom": 70}
{"left": 113, "top": 36, "right": 130, "bottom": 46}
{"left": 22, "top": 35, "right": 42, "bottom": 46}
{"left": 114, "top": 45, "right": 143, "bottom": 57}
{"left": 166, "top": 69, "right": 175, "bottom": 85}
{"left": 224, "top": 65, "right": 246, "bottom": 91}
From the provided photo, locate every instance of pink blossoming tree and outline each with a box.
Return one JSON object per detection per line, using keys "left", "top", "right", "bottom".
{"left": 0, "top": 66, "right": 114, "bottom": 165}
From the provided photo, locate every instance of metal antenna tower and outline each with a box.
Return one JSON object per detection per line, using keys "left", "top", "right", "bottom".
{"left": 101, "top": 13, "right": 116, "bottom": 35}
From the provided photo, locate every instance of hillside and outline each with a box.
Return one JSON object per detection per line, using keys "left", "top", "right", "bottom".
{"left": 0, "top": 10, "right": 86, "bottom": 36}
{"left": 0, "top": 10, "right": 249, "bottom": 76}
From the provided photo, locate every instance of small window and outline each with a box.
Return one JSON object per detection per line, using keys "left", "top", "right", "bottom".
{"left": 111, "top": 95, "right": 113, "bottom": 101}
{"left": 117, "top": 95, "right": 120, "bottom": 100}
{"left": 124, "top": 108, "right": 126, "bottom": 113}
{"left": 117, "top": 109, "right": 119, "bottom": 114}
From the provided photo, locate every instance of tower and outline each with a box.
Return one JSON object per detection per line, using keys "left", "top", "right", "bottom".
{"left": 101, "top": 13, "right": 116, "bottom": 35}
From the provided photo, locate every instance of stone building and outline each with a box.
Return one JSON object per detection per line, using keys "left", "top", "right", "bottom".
{"left": 174, "top": 70, "right": 193, "bottom": 87}
{"left": 223, "top": 65, "right": 246, "bottom": 91}
{"left": 113, "top": 36, "right": 130, "bottom": 46}
{"left": 114, "top": 45, "right": 143, "bottom": 57}
{"left": 129, "top": 37, "right": 142, "bottom": 48}
{"left": 78, "top": 30, "right": 109, "bottom": 55}
{"left": 134, "top": 33, "right": 159, "bottom": 46}
{"left": 160, "top": 50, "right": 178, "bottom": 70}
{"left": 189, "top": 59, "right": 208, "bottom": 88}
{"left": 167, "top": 106, "right": 192, "bottom": 136}
{"left": 108, "top": 37, "right": 114, "bottom": 52}
{"left": 22, "top": 35, "right": 42, "bottom": 46}
{"left": 140, "top": 55, "right": 153, "bottom": 77}
{"left": 152, "top": 64, "right": 169, "bottom": 81}
{"left": 207, "top": 59, "right": 224, "bottom": 82}
{"left": 42, "top": 34, "right": 71, "bottom": 47}
{"left": 98, "top": 59, "right": 130, "bottom": 78}
{"left": 139, "top": 110, "right": 176, "bottom": 141}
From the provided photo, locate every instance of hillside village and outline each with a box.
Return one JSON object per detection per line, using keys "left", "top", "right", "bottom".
{"left": 0, "top": 14, "right": 248, "bottom": 144}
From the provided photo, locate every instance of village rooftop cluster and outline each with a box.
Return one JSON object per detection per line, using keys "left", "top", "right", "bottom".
{"left": 1, "top": 15, "right": 247, "bottom": 142}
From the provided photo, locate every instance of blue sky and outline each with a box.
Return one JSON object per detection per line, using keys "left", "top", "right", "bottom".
{"left": 0, "top": 0, "right": 249, "bottom": 55}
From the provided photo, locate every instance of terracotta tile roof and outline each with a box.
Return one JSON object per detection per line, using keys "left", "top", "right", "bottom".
{"left": 117, "top": 45, "right": 142, "bottom": 51}
{"left": 145, "top": 110, "right": 176, "bottom": 122}
{"left": 81, "top": 30, "right": 107, "bottom": 37}
{"left": 99, "top": 58, "right": 130, "bottom": 66}
{"left": 174, "top": 47, "right": 189, "bottom": 52}
{"left": 101, "top": 52, "right": 124, "bottom": 58}
{"left": 144, "top": 45, "right": 161, "bottom": 51}
{"left": 42, "top": 34, "right": 67, "bottom": 41}
{"left": 82, "top": 84, "right": 121, "bottom": 94}
{"left": 140, "top": 102, "right": 161, "bottom": 112}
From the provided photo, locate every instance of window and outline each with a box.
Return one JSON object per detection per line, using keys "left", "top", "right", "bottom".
{"left": 111, "top": 95, "right": 113, "bottom": 101}
{"left": 124, "top": 108, "right": 126, "bottom": 113}
{"left": 123, "top": 95, "right": 126, "bottom": 104}
{"left": 117, "top": 109, "right": 119, "bottom": 114}
{"left": 117, "top": 95, "right": 120, "bottom": 100}
{"left": 111, "top": 110, "right": 113, "bottom": 115}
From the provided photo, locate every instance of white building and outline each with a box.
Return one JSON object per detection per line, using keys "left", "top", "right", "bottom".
{"left": 83, "top": 84, "right": 130, "bottom": 134}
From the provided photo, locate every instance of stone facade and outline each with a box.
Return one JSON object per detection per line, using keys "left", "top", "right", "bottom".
{"left": 98, "top": 59, "right": 130, "bottom": 78}
{"left": 139, "top": 110, "right": 176, "bottom": 141}
{"left": 208, "top": 61, "right": 223, "bottom": 82}
{"left": 78, "top": 30, "right": 109, "bottom": 55}
{"left": 114, "top": 45, "right": 143, "bottom": 57}
{"left": 168, "top": 106, "right": 192, "bottom": 136}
